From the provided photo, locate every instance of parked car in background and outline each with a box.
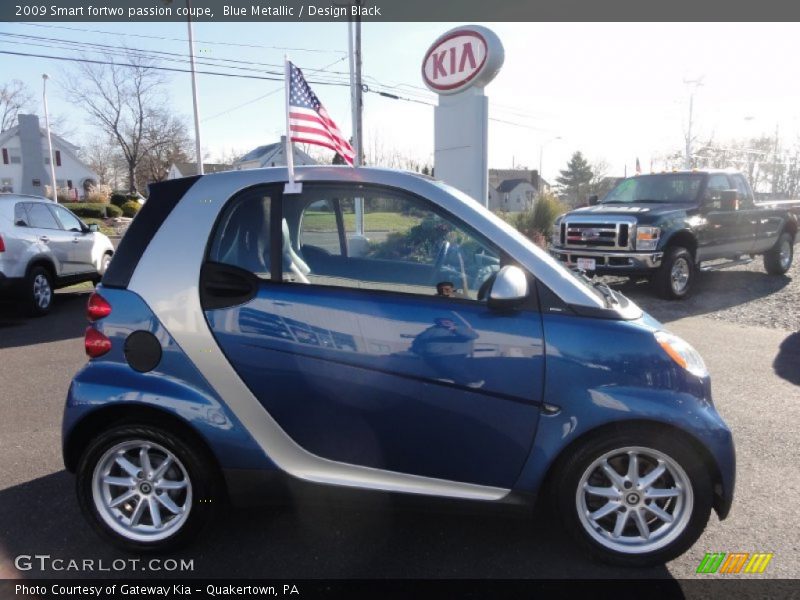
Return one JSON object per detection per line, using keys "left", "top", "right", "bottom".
{"left": 550, "top": 169, "right": 799, "bottom": 299}
{"left": 0, "top": 194, "right": 115, "bottom": 315}
{"left": 64, "top": 167, "right": 734, "bottom": 566}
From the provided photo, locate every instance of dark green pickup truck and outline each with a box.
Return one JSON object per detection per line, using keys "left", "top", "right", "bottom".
{"left": 550, "top": 169, "right": 800, "bottom": 299}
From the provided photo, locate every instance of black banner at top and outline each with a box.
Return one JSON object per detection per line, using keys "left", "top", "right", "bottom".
{"left": 2, "top": 0, "right": 800, "bottom": 22}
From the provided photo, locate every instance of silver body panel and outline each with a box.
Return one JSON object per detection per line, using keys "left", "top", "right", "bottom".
{"left": 127, "top": 167, "right": 607, "bottom": 501}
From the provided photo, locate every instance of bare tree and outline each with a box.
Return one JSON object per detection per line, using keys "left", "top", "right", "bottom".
{"left": 0, "top": 79, "right": 34, "bottom": 132}
{"left": 80, "top": 136, "right": 126, "bottom": 188}
{"left": 136, "top": 111, "right": 192, "bottom": 190}
{"left": 62, "top": 50, "right": 178, "bottom": 193}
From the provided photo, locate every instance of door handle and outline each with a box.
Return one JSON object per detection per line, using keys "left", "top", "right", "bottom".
{"left": 71, "top": 237, "right": 80, "bottom": 243}
{"left": 39, "top": 236, "right": 49, "bottom": 243}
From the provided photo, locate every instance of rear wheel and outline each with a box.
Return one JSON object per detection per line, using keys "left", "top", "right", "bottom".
{"left": 652, "top": 246, "right": 694, "bottom": 300}
{"left": 76, "top": 424, "right": 220, "bottom": 552}
{"left": 764, "top": 232, "right": 793, "bottom": 275}
{"left": 552, "top": 427, "right": 713, "bottom": 567}
{"left": 27, "top": 265, "right": 53, "bottom": 316}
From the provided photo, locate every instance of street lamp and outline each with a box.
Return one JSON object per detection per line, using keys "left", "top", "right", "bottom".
{"left": 42, "top": 74, "right": 57, "bottom": 202}
{"left": 538, "top": 135, "right": 561, "bottom": 192}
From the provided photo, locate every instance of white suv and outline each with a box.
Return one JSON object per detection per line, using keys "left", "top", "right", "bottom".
{"left": 0, "top": 194, "right": 115, "bottom": 315}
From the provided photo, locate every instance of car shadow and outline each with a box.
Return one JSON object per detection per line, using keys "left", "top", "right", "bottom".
{"left": 0, "top": 288, "right": 90, "bottom": 350}
{"left": 606, "top": 270, "right": 791, "bottom": 324}
{"left": 0, "top": 471, "right": 674, "bottom": 580}
{"left": 774, "top": 332, "right": 800, "bottom": 386}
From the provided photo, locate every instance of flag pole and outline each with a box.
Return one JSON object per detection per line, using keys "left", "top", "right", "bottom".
{"left": 284, "top": 55, "right": 301, "bottom": 194}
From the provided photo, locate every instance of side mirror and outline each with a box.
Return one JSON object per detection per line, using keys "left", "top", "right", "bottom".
{"left": 87, "top": 223, "right": 100, "bottom": 233}
{"left": 588, "top": 195, "right": 599, "bottom": 206}
{"left": 488, "top": 265, "right": 529, "bottom": 309}
{"left": 720, "top": 190, "right": 738, "bottom": 211}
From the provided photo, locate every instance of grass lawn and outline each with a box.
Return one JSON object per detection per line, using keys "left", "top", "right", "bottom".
{"left": 302, "top": 211, "right": 420, "bottom": 232}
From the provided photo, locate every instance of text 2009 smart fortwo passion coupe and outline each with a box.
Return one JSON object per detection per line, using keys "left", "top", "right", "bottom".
{"left": 63, "top": 167, "right": 734, "bottom": 566}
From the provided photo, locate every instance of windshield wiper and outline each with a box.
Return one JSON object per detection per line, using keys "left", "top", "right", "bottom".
{"left": 571, "top": 269, "right": 620, "bottom": 308}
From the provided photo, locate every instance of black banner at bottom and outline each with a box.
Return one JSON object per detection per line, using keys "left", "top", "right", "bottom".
{"left": 2, "top": 579, "right": 799, "bottom": 600}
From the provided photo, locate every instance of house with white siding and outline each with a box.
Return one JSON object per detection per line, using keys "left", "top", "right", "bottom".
{"left": 0, "top": 114, "right": 99, "bottom": 199}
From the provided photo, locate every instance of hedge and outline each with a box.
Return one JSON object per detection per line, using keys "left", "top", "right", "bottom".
{"left": 68, "top": 203, "right": 122, "bottom": 219}
{"left": 121, "top": 200, "right": 141, "bottom": 218}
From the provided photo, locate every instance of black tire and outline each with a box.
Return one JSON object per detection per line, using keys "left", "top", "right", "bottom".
{"left": 652, "top": 246, "right": 694, "bottom": 300}
{"left": 76, "top": 424, "right": 221, "bottom": 553}
{"left": 551, "top": 425, "right": 713, "bottom": 567}
{"left": 26, "top": 265, "right": 54, "bottom": 316}
{"left": 763, "top": 232, "right": 793, "bottom": 275}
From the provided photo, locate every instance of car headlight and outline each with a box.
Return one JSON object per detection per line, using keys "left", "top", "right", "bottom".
{"left": 552, "top": 217, "right": 563, "bottom": 246}
{"left": 636, "top": 226, "right": 660, "bottom": 250}
{"left": 655, "top": 331, "right": 708, "bottom": 378}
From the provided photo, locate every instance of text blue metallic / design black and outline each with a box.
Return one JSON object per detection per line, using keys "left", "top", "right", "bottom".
{"left": 62, "top": 166, "right": 735, "bottom": 566}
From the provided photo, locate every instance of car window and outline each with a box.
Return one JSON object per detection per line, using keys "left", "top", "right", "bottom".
{"left": 52, "top": 205, "right": 84, "bottom": 232}
{"left": 14, "top": 203, "right": 29, "bottom": 226}
{"left": 25, "top": 202, "right": 61, "bottom": 230}
{"left": 732, "top": 175, "right": 754, "bottom": 207}
{"left": 704, "top": 174, "right": 731, "bottom": 210}
{"left": 285, "top": 185, "right": 502, "bottom": 301}
{"left": 299, "top": 199, "right": 342, "bottom": 256}
{"left": 207, "top": 187, "right": 273, "bottom": 279}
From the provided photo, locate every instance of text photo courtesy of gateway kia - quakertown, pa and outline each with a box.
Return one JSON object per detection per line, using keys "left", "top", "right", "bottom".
{"left": 0, "top": 0, "right": 799, "bottom": 598}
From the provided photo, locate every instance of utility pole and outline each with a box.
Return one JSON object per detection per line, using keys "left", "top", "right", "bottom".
{"left": 186, "top": 0, "right": 204, "bottom": 175}
{"left": 348, "top": 1, "right": 364, "bottom": 235}
{"left": 684, "top": 77, "right": 704, "bottom": 170}
{"left": 42, "top": 74, "right": 57, "bottom": 202}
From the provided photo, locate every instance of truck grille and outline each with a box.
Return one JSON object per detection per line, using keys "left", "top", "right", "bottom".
{"left": 561, "top": 219, "right": 634, "bottom": 250}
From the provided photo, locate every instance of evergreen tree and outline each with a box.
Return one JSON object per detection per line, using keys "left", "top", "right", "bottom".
{"left": 556, "top": 151, "right": 594, "bottom": 206}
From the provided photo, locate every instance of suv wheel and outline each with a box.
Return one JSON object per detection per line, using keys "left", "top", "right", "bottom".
{"left": 552, "top": 427, "right": 712, "bottom": 567}
{"left": 76, "top": 424, "right": 220, "bottom": 552}
{"left": 653, "top": 247, "right": 694, "bottom": 300}
{"left": 27, "top": 265, "right": 53, "bottom": 316}
{"left": 764, "top": 232, "right": 793, "bottom": 275}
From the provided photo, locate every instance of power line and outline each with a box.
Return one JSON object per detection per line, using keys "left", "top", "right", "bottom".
{"left": 17, "top": 22, "right": 347, "bottom": 55}
{"left": 0, "top": 48, "right": 351, "bottom": 87}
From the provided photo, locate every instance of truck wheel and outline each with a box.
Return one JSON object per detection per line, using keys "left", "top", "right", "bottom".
{"left": 653, "top": 247, "right": 694, "bottom": 300}
{"left": 27, "top": 265, "right": 54, "bottom": 316}
{"left": 76, "top": 424, "right": 221, "bottom": 552}
{"left": 764, "top": 232, "right": 793, "bottom": 275}
{"left": 551, "top": 426, "right": 713, "bottom": 567}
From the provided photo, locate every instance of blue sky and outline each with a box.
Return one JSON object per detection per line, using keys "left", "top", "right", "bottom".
{"left": 2, "top": 21, "right": 799, "bottom": 181}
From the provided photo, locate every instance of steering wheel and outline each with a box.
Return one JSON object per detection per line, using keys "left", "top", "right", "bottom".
{"left": 432, "top": 240, "right": 469, "bottom": 292}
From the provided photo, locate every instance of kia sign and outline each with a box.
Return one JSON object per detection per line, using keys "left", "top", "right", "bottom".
{"left": 421, "top": 25, "right": 504, "bottom": 95}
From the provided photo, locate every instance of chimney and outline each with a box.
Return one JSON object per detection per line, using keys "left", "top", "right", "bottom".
{"left": 18, "top": 114, "right": 51, "bottom": 196}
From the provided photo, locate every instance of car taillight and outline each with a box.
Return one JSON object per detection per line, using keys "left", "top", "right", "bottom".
{"left": 85, "top": 327, "right": 111, "bottom": 358}
{"left": 87, "top": 292, "right": 112, "bottom": 321}
{"left": 0, "top": 234, "right": 5, "bottom": 252}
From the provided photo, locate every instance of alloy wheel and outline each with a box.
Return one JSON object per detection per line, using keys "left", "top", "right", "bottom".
{"left": 576, "top": 446, "right": 694, "bottom": 554}
{"left": 670, "top": 258, "right": 690, "bottom": 294}
{"left": 91, "top": 440, "right": 192, "bottom": 542}
{"left": 33, "top": 273, "right": 52, "bottom": 309}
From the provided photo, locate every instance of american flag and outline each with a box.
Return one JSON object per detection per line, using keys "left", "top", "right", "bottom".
{"left": 288, "top": 62, "right": 355, "bottom": 166}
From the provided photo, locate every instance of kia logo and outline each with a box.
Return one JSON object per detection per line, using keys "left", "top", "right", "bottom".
{"left": 421, "top": 27, "right": 504, "bottom": 95}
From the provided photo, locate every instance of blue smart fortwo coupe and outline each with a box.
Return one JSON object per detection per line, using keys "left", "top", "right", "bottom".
{"left": 62, "top": 166, "right": 734, "bottom": 566}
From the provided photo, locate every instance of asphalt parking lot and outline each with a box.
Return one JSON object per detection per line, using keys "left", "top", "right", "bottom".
{"left": 0, "top": 261, "right": 798, "bottom": 581}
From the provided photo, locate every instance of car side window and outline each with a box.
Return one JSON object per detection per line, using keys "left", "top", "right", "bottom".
{"left": 25, "top": 202, "right": 61, "bottom": 230}
{"left": 207, "top": 187, "right": 273, "bottom": 279}
{"left": 284, "top": 185, "right": 502, "bottom": 301}
{"left": 732, "top": 175, "right": 754, "bottom": 207}
{"left": 14, "top": 203, "right": 29, "bottom": 226}
{"left": 299, "top": 199, "right": 342, "bottom": 257}
{"left": 704, "top": 175, "right": 730, "bottom": 210}
{"left": 52, "top": 205, "right": 84, "bottom": 232}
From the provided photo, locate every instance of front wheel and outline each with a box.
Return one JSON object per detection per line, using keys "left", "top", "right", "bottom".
{"left": 76, "top": 424, "right": 220, "bottom": 552}
{"left": 652, "top": 246, "right": 694, "bottom": 300}
{"left": 552, "top": 427, "right": 713, "bottom": 567}
{"left": 764, "top": 232, "right": 793, "bottom": 275}
{"left": 27, "top": 265, "right": 53, "bottom": 316}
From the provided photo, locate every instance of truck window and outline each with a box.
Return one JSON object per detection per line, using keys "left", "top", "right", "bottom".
{"left": 704, "top": 174, "right": 731, "bottom": 210}
{"left": 732, "top": 175, "right": 754, "bottom": 207}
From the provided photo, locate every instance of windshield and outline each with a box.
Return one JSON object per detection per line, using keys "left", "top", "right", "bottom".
{"left": 601, "top": 173, "right": 704, "bottom": 204}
